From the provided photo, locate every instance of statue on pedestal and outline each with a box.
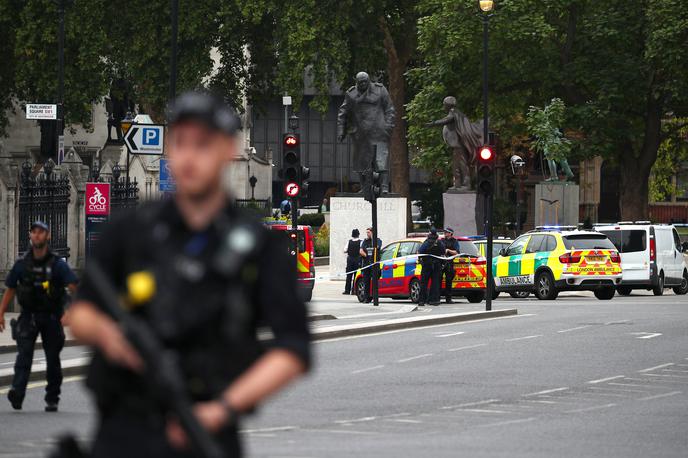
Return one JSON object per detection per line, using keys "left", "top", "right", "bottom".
{"left": 105, "top": 78, "right": 133, "bottom": 144}
{"left": 426, "top": 96, "right": 484, "bottom": 190}
{"left": 337, "top": 72, "right": 395, "bottom": 194}
{"left": 526, "top": 98, "right": 574, "bottom": 182}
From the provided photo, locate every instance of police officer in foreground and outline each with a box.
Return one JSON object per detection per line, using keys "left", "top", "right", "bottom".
{"left": 67, "top": 91, "right": 310, "bottom": 457}
{"left": 418, "top": 228, "right": 445, "bottom": 306}
{"left": 442, "top": 228, "right": 460, "bottom": 304}
{"left": 0, "top": 221, "right": 78, "bottom": 412}
{"left": 359, "top": 227, "right": 381, "bottom": 303}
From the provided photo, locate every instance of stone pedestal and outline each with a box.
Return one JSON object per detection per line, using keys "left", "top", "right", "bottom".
{"left": 534, "top": 182, "right": 579, "bottom": 227}
{"left": 329, "top": 196, "right": 408, "bottom": 278}
{"left": 443, "top": 190, "right": 479, "bottom": 235}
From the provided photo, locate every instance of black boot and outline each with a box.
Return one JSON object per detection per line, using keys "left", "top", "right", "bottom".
{"left": 7, "top": 390, "right": 23, "bottom": 410}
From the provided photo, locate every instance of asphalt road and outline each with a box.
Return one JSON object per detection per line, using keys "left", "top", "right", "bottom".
{"left": 0, "top": 292, "right": 687, "bottom": 457}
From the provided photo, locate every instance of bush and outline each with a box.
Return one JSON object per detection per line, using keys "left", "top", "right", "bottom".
{"left": 298, "top": 212, "right": 325, "bottom": 228}
{"left": 314, "top": 223, "right": 330, "bottom": 257}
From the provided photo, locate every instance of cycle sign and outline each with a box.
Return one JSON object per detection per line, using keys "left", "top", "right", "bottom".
{"left": 85, "top": 183, "right": 110, "bottom": 215}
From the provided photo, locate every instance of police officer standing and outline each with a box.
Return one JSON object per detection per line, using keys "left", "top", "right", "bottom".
{"left": 359, "top": 227, "right": 381, "bottom": 303}
{"left": 343, "top": 229, "right": 362, "bottom": 295}
{"left": 67, "top": 91, "right": 310, "bottom": 457}
{"left": 0, "top": 221, "right": 78, "bottom": 412}
{"left": 418, "top": 228, "right": 445, "bottom": 306}
{"left": 442, "top": 228, "right": 460, "bottom": 304}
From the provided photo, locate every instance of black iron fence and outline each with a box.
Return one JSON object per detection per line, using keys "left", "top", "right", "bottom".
{"left": 107, "top": 164, "right": 139, "bottom": 212}
{"left": 18, "top": 160, "right": 70, "bottom": 258}
{"left": 235, "top": 198, "right": 271, "bottom": 216}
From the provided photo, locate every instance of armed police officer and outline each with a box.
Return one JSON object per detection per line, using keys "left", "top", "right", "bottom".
{"left": 67, "top": 91, "right": 310, "bottom": 458}
{"left": 359, "top": 227, "right": 382, "bottom": 303}
{"left": 418, "top": 228, "right": 445, "bottom": 306}
{"left": 0, "top": 221, "right": 78, "bottom": 412}
{"left": 442, "top": 228, "right": 460, "bottom": 304}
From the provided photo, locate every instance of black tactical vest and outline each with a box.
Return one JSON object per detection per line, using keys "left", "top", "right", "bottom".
{"left": 347, "top": 239, "right": 361, "bottom": 258}
{"left": 16, "top": 252, "right": 65, "bottom": 312}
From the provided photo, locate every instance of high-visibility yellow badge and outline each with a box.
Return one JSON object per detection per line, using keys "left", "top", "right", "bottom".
{"left": 127, "top": 271, "right": 156, "bottom": 304}
{"left": 42, "top": 281, "right": 49, "bottom": 290}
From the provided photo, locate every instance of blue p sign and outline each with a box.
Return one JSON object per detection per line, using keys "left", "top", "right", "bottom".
{"left": 142, "top": 128, "right": 160, "bottom": 146}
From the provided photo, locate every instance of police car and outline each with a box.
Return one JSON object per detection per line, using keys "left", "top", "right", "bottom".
{"left": 354, "top": 236, "right": 487, "bottom": 304}
{"left": 492, "top": 227, "right": 622, "bottom": 300}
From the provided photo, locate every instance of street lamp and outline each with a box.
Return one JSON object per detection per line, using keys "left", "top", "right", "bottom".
{"left": 479, "top": 0, "right": 494, "bottom": 12}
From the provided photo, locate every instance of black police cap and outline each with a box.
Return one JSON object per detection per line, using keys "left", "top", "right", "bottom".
{"left": 167, "top": 91, "right": 241, "bottom": 136}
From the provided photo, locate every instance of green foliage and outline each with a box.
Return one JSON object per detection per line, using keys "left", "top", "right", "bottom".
{"left": 649, "top": 119, "right": 688, "bottom": 202}
{"left": 297, "top": 212, "right": 325, "bottom": 228}
{"left": 415, "top": 182, "right": 445, "bottom": 226}
{"left": 526, "top": 98, "right": 571, "bottom": 162}
{"left": 314, "top": 223, "right": 330, "bottom": 257}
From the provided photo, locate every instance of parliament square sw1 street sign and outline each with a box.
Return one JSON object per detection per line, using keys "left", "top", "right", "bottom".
{"left": 124, "top": 124, "right": 165, "bottom": 155}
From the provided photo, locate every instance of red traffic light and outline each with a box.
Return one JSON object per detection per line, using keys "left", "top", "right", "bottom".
{"left": 284, "top": 134, "right": 298, "bottom": 147}
{"left": 285, "top": 182, "right": 300, "bottom": 197}
{"left": 479, "top": 146, "right": 493, "bottom": 161}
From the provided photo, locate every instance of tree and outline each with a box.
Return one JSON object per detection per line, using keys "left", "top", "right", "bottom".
{"left": 408, "top": 0, "right": 688, "bottom": 220}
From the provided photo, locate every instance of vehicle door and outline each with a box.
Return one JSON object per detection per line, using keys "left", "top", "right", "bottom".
{"left": 522, "top": 235, "right": 544, "bottom": 283}
{"left": 655, "top": 227, "right": 674, "bottom": 277}
{"left": 670, "top": 228, "right": 684, "bottom": 282}
{"left": 494, "top": 235, "right": 529, "bottom": 287}
{"left": 378, "top": 243, "right": 399, "bottom": 293}
{"left": 599, "top": 228, "right": 648, "bottom": 282}
{"left": 387, "top": 241, "right": 418, "bottom": 294}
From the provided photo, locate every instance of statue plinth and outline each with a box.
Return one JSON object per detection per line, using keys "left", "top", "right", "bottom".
{"left": 443, "top": 191, "right": 481, "bottom": 235}
{"left": 534, "top": 181, "right": 579, "bottom": 227}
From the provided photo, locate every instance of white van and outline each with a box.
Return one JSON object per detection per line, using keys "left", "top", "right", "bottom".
{"left": 594, "top": 222, "right": 688, "bottom": 296}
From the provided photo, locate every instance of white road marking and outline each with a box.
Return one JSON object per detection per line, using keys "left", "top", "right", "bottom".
{"left": 631, "top": 332, "right": 662, "bottom": 339}
{"left": 0, "top": 362, "right": 14, "bottom": 366}
{"left": 303, "top": 428, "right": 379, "bottom": 435}
{"left": 0, "top": 376, "right": 83, "bottom": 394}
{"left": 386, "top": 419, "right": 423, "bottom": 424}
{"left": 581, "top": 391, "right": 628, "bottom": 398}
{"left": 605, "top": 320, "right": 630, "bottom": 325}
{"left": 457, "top": 408, "right": 513, "bottom": 414}
{"left": 505, "top": 335, "right": 542, "bottom": 342}
{"left": 477, "top": 417, "right": 536, "bottom": 428}
{"left": 441, "top": 399, "right": 500, "bottom": 410}
{"left": 334, "top": 417, "right": 377, "bottom": 424}
{"left": 589, "top": 386, "right": 647, "bottom": 394}
{"left": 645, "top": 373, "right": 688, "bottom": 379}
{"left": 663, "top": 369, "right": 688, "bottom": 373}
{"left": 588, "top": 375, "right": 625, "bottom": 384}
{"left": 447, "top": 343, "right": 487, "bottom": 352}
{"left": 436, "top": 331, "right": 465, "bottom": 338}
{"left": 608, "top": 382, "right": 665, "bottom": 389}
{"left": 240, "top": 426, "right": 297, "bottom": 434}
{"left": 638, "top": 363, "right": 674, "bottom": 373}
{"left": 521, "top": 399, "right": 558, "bottom": 405}
{"left": 351, "top": 365, "right": 385, "bottom": 375}
{"left": 524, "top": 387, "right": 569, "bottom": 396}
{"left": 557, "top": 325, "right": 592, "bottom": 333}
{"left": 637, "top": 391, "right": 682, "bottom": 401}
{"left": 397, "top": 353, "right": 432, "bottom": 363}
{"left": 565, "top": 403, "right": 616, "bottom": 414}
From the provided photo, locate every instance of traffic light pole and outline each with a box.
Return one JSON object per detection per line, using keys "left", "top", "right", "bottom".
{"left": 482, "top": 12, "right": 493, "bottom": 312}
{"left": 371, "top": 186, "right": 379, "bottom": 307}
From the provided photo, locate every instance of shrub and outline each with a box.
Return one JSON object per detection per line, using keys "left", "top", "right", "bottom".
{"left": 314, "top": 223, "right": 330, "bottom": 257}
{"left": 298, "top": 212, "right": 325, "bottom": 228}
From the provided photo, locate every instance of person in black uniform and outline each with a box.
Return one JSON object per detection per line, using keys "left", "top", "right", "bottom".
{"left": 67, "top": 91, "right": 310, "bottom": 458}
{"left": 442, "top": 227, "right": 460, "bottom": 303}
{"left": 0, "top": 221, "right": 78, "bottom": 412}
{"left": 418, "top": 228, "right": 445, "bottom": 306}
{"left": 343, "top": 229, "right": 362, "bottom": 295}
{"left": 359, "top": 227, "right": 381, "bottom": 303}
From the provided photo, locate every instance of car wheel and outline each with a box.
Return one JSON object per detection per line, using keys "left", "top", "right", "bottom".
{"left": 355, "top": 278, "right": 367, "bottom": 303}
{"left": 466, "top": 291, "right": 485, "bottom": 303}
{"left": 616, "top": 286, "right": 632, "bottom": 296}
{"left": 409, "top": 278, "right": 421, "bottom": 304}
{"left": 534, "top": 271, "right": 558, "bottom": 300}
{"left": 672, "top": 271, "right": 688, "bottom": 295}
{"left": 509, "top": 291, "right": 530, "bottom": 299}
{"left": 652, "top": 273, "right": 664, "bottom": 296}
{"left": 594, "top": 287, "right": 615, "bottom": 300}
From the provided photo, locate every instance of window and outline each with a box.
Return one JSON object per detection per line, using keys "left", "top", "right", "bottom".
{"left": 673, "top": 229, "right": 682, "bottom": 251}
{"left": 457, "top": 241, "right": 479, "bottom": 256}
{"left": 379, "top": 244, "right": 397, "bottom": 262}
{"left": 525, "top": 235, "right": 545, "bottom": 253}
{"left": 506, "top": 236, "right": 529, "bottom": 256}
{"left": 563, "top": 234, "right": 616, "bottom": 250}
{"left": 599, "top": 230, "right": 646, "bottom": 253}
{"left": 397, "top": 242, "right": 416, "bottom": 258}
{"left": 543, "top": 235, "right": 557, "bottom": 252}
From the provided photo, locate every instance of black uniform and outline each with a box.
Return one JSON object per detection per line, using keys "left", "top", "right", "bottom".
{"left": 344, "top": 239, "right": 361, "bottom": 294}
{"left": 418, "top": 236, "right": 445, "bottom": 305}
{"left": 442, "top": 237, "right": 460, "bottom": 301}
{"left": 75, "top": 201, "right": 311, "bottom": 458}
{"left": 5, "top": 251, "right": 77, "bottom": 406}
{"left": 359, "top": 237, "right": 382, "bottom": 302}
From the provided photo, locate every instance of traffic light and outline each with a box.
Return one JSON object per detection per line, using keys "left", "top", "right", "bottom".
{"left": 476, "top": 145, "right": 495, "bottom": 195}
{"left": 280, "top": 133, "right": 300, "bottom": 196}
{"left": 300, "top": 165, "right": 310, "bottom": 199}
{"left": 363, "top": 170, "right": 382, "bottom": 203}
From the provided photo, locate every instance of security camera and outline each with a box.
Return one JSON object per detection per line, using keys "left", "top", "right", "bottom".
{"left": 510, "top": 155, "right": 526, "bottom": 175}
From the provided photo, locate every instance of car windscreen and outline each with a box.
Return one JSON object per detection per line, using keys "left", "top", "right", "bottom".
{"left": 458, "top": 241, "right": 479, "bottom": 256}
{"left": 599, "top": 230, "right": 646, "bottom": 253}
{"left": 562, "top": 234, "right": 616, "bottom": 251}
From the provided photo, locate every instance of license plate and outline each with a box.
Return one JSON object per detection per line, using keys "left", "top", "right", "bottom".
{"left": 586, "top": 256, "right": 605, "bottom": 262}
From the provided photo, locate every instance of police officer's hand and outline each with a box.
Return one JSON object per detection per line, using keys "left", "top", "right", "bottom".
{"left": 167, "top": 401, "right": 230, "bottom": 449}
{"left": 98, "top": 319, "right": 144, "bottom": 372}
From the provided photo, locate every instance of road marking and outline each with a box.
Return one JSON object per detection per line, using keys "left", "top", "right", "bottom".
{"left": 608, "top": 382, "right": 665, "bottom": 389}
{"left": 637, "top": 391, "right": 682, "bottom": 401}
{"left": 631, "top": 332, "right": 662, "bottom": 339}
{"left": 436, "top": 331, "right": 465, "bottom": 338}
{"left": 386, "top": 419, "right": 423, "bottom": 424}
{"left": 663, "top": 369, "right": 688, "bottom": 373}
{"left": 589, "top": 386, "right": 647, "bottom": 393}
{"left": 0, "top": 376, "right": 83, "bottom": 394}
{"left": 334, "top": 417, "right": 377, "bottom": 424}
{"left": 524, "top": 387, "right": 569, "bottom": 397}
{"left": 457, "top": 408, "right": 513, "bottom": 414}
{"left": 581, "top": 391, "right": 628, "bottom": 398}
{"left": 588, "top": 375, "right": 625, "bottom": 384}
{"left": 0, "top": 362, "right": 14, "bottom": 366}
{"left": 447, "top": 343, "right": 487, "bottom": 352}
{"left": 240, "top": 426, "right": 297, "bottom": 434}
{"left": 645, "top": 373, "right": 688, "bottom": 379}
{"left": 522, "top": 399, "right": 558, "bottom": 404}
{"left": 505, "top": 335, "right": 542, "bottom": 342}
{"left": 397, "top": 353, "right": 432, "bottom": 363}
{"left": 639, "top": 363, "right": 674, "bottom": 373}
{"left": 605, "top": 320, "right": 630, "bottom": 325}
{"left": 557, "top": 325, "right": 592, "bottom": 333}
{"left": 441, "top": 399, "right": 500, "bottom": 410}
{"left": 565, "top": 403, "right": 616, "bottom": 413}
{"left": 477, "top": 417, "right": 536, "bottom": 428}
{"left": 351, "top": 365, "right": 385, "bottom": 374}
{"left": 303, "top": 428, "right": 379, "bottom": 435}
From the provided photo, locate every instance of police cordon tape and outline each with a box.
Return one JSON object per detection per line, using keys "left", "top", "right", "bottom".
{"left": 304, "top": 253, "right": 480, "bottom": 281}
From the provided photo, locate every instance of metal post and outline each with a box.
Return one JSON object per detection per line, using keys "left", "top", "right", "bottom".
{"left": 56, "top": 0, "right": 65, "bottom": 163}
{"left": 482, "top": 13, "right": 493, "bottom": 312}
{"left": 169, "top": 0, "right": 179, "bottom": 101}
{"left": 371, "top": 188, "right": 379, "bottom": 307}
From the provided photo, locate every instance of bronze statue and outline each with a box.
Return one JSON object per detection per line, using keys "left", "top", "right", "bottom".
{"left": 105, "top": 78, "right": 132, "bottom": 144}
{"left": 426, "top": 96, "right": 484, "bottom": 190}
{"left": 337, "top": 72, "right": 395, "bottom": 193}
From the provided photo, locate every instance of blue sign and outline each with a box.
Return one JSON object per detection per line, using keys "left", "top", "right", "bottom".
{"left": 142, "top": 128, "right": 160, "bottom": 145}
{"left": 159, "top": 159, "right": 176, "bottom": 193}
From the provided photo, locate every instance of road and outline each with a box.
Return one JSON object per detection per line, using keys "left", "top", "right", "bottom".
{"left": 0, "top": 292, "right": 687, "bottom": 457}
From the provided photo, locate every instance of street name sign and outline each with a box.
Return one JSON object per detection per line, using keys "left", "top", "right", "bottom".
{"left": 124, "top": 123, "right": 165, "bottom": 155}
{"left": 26, "top": 104, "right": 57, "bottom": 120}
